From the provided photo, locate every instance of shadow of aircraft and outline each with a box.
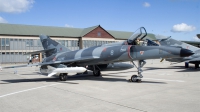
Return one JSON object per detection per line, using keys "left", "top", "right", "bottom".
{"left": 144, "top": 66, "right": 200, "bottom": 72}
{"left": 1, "top": 72, "right": 167, "bottom": 84}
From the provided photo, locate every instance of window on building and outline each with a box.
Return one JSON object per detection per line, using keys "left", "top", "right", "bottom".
{"left": 97, "top": 41, "right": 100, "bottom": 45}
{"left": 71, "top": 40, "right": 75, "bottom": 47}
{"left": 61, "top": 40, "right": 65, "bottom": 46}
{"left": 97, "top": 32, "right": 101, "bottom": 37}
{"left": 30, "top": 39, "right": 33, "bottom": 46}
{"left": 65, "top": 40, "right": 68, "bottom": 47}
{"left": 94, "top": 41, "right": 96, "bottom": 46}
{"left": 37, "top": 39, "right": 42, "bottom": 46}
{"left": 68, "top": 40, "right": 71, "bottom": 47}
{"left": 90, "top": 41, "right": 93, "bottom": 46}
{"left": 5, "top": 38, "right": 9, "bottom": 46}
{"left": 84, "top": 40, "right": 87, "bottom": 47}
{"left": 57, "top": 40, "right": 61, "bottom": 44}
{"left": 26, "top": 39, "right": 29, "bottom": 46}
{"left": 1, "top": 38, "right": 5, "bottom": 46}
{"left": 26, "top": 39, "right": 33, "bottom": 46}
{"left": 74, "top": 40, "right": 77, "bottom": 46}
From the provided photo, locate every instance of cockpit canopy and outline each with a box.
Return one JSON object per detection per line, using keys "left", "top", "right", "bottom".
{"left": 127, "top": 27, "right": 147, "bottom": 45}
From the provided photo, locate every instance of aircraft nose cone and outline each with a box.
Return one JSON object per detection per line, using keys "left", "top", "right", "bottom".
{"left": 180, "top": 48, "right": 194, "bottom": 57}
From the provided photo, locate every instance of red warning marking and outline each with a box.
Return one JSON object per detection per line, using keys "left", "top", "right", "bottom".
{"left": 128, "top": 45, "right": 132, "bottom": 59}
{"left": 140, "top": 51, "right": 144, "bottom": 55}
{"left": 53, "top": 57, "right": 56, "bottom": 61}
{"left": 60, "top": 47, "right": 62, "bottom": 51}
{"left": 103, "top": 48, "right": 107, "bottom": 52}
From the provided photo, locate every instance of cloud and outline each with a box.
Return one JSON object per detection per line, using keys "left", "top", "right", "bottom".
{"left": 0, "top": 0, "right": 34, "bottom": 13}
{"left": 0, "top": 16, "right": 7, "bottom": 23}
{"left": 171, "top": 23, "right": 196, "bottom": 32}
{"left": 65, "top": 24, "right": 73, "bottom": 27}
{"left": 192, "top": 36, "right": 200, "bottom": 41}
{"left": 143, "top": 2, "right": 151, "bottom": 7}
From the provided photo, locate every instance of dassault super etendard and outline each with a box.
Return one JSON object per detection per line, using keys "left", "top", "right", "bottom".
{"left": 4, "top": 27, "right": 194, "bottom": 82}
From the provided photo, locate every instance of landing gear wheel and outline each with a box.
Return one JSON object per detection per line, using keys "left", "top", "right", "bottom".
{"left": 137, "top": 78, "right": 142, "bottom": 83}
{"left": 130, "top": 75, "right": 142, "bottom": 82}
{"left": 131, "top": 75, "right": 138, "bottom": 82}
{"left": 195, "top": 63, "right": 199, "bottom": 69}
{"left": 93, "top": 70, "right": 101, "bottom": 77}
{"left": 59, "top": 73, "right": 68, "bottom": 81}
{"left": 130, "top": 60, "right": 144, "bottom": 83}
{"left": 185, "top": 62, "right": 189, "bottom": 68}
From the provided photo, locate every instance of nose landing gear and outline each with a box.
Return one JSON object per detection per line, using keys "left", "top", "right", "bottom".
{"left": 130, "top": 60, "right": 146, "bottom": 82}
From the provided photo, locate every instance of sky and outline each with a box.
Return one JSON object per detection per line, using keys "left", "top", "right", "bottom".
{"left": 0, "top": 0, "right": 199, "bottom": 41}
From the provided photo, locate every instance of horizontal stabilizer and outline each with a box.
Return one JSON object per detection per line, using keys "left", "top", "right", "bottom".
{"left": 1, "top": 63, "right": 40, "bottom": 69}
{"left": 2, "top": 64, "right": 30, "bottom": 68}
{"left": 25, "top": 48, "right": 55, "bottom": 55}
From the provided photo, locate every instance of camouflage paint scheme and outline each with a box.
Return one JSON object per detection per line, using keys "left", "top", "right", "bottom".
{"left": 39, "top": 34, "right": 192, "bottom": 67}
{"left": 2, "top": 27, "right": 195, "bottom": 82}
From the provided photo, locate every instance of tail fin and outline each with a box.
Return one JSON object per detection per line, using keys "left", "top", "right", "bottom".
{"left": 158, "top": 36, "right": 199, "bottom": 51}
{"left": 39, "top": 35, "right": 71, "bottom": 56}
{"left": 146, "top": 39, "right": 159, "bottom": 46}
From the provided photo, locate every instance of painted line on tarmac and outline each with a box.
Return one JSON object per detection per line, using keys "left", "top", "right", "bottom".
{"left": 143, "top": 78, "right": 185, "bottom": 82}
{"left": 0, "top": 83, "right": 62, "bottom": 98}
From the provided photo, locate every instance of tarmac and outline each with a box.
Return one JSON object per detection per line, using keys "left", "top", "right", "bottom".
{"left": 0, "top": 59, "right": 200, "bottom": 112}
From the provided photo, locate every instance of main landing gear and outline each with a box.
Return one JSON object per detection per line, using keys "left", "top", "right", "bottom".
{"left": 185, "top": 62, "right": 200, "bottom": 69}
{"left": 59, "top": 73, "right": 68, "bottom": 81}
{"left": 130, "top": 60, "right": 146, "bottom": 82}
{"left": 93, "top": 65, "right": 101, "bottom": 77}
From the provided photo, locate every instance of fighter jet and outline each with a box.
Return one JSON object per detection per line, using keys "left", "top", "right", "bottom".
{"left": 2, "top": 27, "right": 194, "bottom": 82}
{"left": 145, "top": 34, "right": 200, "bottom": 69}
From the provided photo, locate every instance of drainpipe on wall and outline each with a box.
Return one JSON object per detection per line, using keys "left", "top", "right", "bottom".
{"left": 79, "top": 37, "right": 83, "bottom": 49}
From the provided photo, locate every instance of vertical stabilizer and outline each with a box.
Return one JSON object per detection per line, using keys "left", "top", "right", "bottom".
{"left": 159, "top": 37, "right": 199, "bottom": 52}
{"left": 39, "top": 35, "right": 71, "bottom": 57}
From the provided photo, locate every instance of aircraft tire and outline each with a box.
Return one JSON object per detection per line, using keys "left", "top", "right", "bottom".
{"left": 137, "top": 79, "right": 142, "bottom": 83}
{"left": 195, "top": 64, "right": 199, "bottom": 69}
{"left": 131, "top": 75, "right": 138, "bottom": 82}
{"left": 59, "top": 73, "right": 68, "bottom": 81}
{"left": 185, "top": 62, "right": 189, "bottom": 68}
{"left": 93, "top": 70, "right": 101, "bottom": 77}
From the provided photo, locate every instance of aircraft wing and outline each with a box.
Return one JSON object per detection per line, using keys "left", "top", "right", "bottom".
{"left": 39, "top": 56, "right": 100, "bottom": 66}
{"left": 1, "top": 56, "right": 100, "bottom": 68}
{"left": 181, "top": 41, "right": 200, "bottom": 48}
{"left": 25, "top": 48, "right": 55, "bottom": 55}
{"left": 186, "top": 57, "right": 200, "bottom": 62}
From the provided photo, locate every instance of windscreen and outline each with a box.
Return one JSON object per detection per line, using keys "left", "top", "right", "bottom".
{"left": 127, "top": 27, "right": 147, "bottom": 45}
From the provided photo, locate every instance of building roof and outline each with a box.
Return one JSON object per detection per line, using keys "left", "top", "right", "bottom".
{"left": 107, "top": 30, "right": 133, "bottom": 40}
{"left": 1, "top": 23, "right": 172, "bottom": 41}
{"left": 0, "top": 23, "right": 133, "bottom": 39}
{"left": 80, "top": 25, "right": 99, "bottom": 36}
{"left": 0, "top": 23, "right": 83, "bottom": 37}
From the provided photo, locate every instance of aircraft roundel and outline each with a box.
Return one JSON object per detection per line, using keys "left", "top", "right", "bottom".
{"left": 110, "top": 50, "right": 114, "bottom": 55}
